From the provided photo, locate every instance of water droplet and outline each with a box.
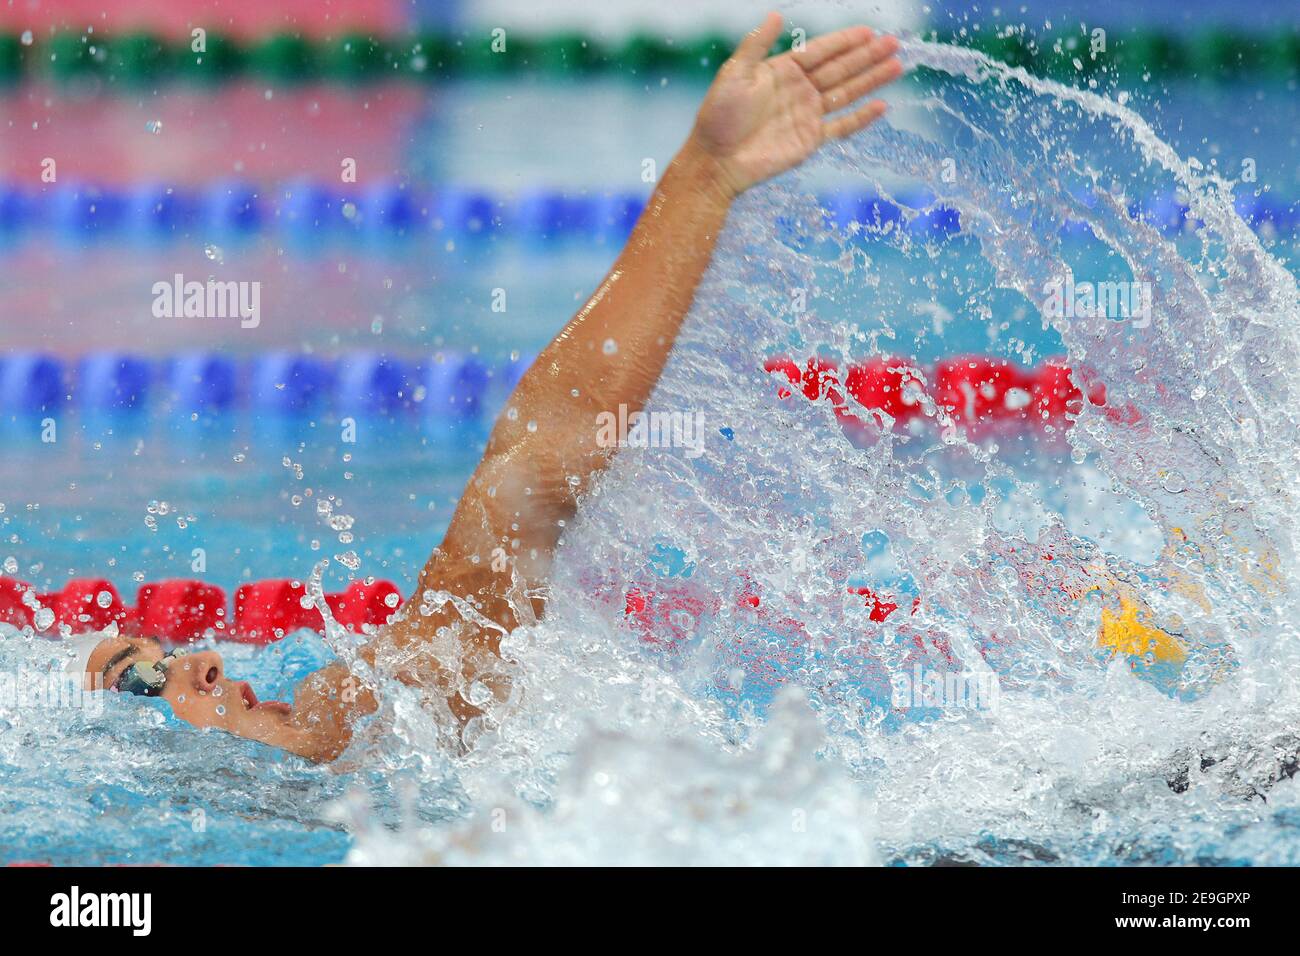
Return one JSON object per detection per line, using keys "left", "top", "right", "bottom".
{"left": 602, "top": 338, "right": 618, "bottom": 355}
{"left": 20, "top": 30, "right": 33, "bottom": 46}
{"left": 384, "top": 592, "right": 400, "bottom": 608}
{"left": 204, "top": 243, "right": 224, "bottom": 263}
{"left": 96, "top": 590, "right": 113, "bottom": 608}
{"left": 145, "top": 119, "right": 163, "bottom": 134}
{"left": 1003, "top": 387, "right": 1032, "bottom": 411}
{"left": 215, "top": 705, "right": 226, "bottom": 716}
{"left": 34, "top": 607, "right": 54, "bottom": 631}
{"left": 2, "top": 556, "right": 16, "bottom": 574}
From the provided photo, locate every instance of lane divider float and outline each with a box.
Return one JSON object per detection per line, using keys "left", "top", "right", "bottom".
{"left": 0, "top": 27, "right": 1293, "bottom": 85}
{"left": 0, "top": 570, "right": 921, "bottom": 657}
{"left": 762, "top": 353, "right": 1136, "bottom": 430}
{"left": 0, "top": 350, "right": 1135, "bottom": 431}
{"left": 0, "top": 575, "right": 402, "bottom": 644}
{"left": 0, "top": 350, "right": 533, "bottom": 416}
{"left": 0, "top": 181, "right": 646, "bottom": 243}
{"left": 0, "top": 567, "right": 1185, "bottom": 669}
{"left": 0, "top": 181, "right": 1291, "bottom": 244}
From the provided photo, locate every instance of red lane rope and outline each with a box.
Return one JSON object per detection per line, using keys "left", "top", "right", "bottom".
{"left": 0, "top": 575, "right": 402, "bottom": 644}
{"left": 2, "top": 571, "right": 916, "bottom": 653}
{"left": 763, "top": 354, "right": 1129, "bottom": 428}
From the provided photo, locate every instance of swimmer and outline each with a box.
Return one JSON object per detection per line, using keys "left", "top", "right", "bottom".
{"left": 66, "top": 13, "right": 906, "bottom": 761}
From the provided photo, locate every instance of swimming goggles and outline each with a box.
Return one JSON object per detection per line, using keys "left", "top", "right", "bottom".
{"left": 114, "top": 648, "right": 189, "bottom": 697}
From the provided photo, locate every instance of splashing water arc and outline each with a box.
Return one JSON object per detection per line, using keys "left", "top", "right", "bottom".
{"left": 405, "top": 37, "right": 1300, "bottom": 865}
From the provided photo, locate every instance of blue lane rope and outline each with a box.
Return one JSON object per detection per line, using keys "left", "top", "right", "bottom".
{"left": 0, "top": 350, "right": 537, "bottom": 417}
{"left": 0, "top": 181, "right": 1293, "bottom": 245}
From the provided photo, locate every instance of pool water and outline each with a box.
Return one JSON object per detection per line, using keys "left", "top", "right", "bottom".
{"left": 1, "top": 45, "right": 1299, "bottom": 866}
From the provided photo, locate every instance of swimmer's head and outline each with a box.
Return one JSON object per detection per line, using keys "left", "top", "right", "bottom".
{"left": 72, "top": 634, "right": 298, "bottom": 749}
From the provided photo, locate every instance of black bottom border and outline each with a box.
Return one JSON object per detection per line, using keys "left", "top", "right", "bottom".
{"left": 1, "top": 864, "right": 1279, "bottom": 940}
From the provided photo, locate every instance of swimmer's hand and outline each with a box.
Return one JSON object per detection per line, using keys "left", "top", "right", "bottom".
{"left": 689, "top": 12, "right": 903, "bottom": 198}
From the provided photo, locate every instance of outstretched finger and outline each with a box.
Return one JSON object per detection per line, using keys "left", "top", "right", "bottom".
{"left": 821, "top": 56, "right": 904, "bottom": 112}
{"left": 809, "top": 34, "right": 899, "bottom": 92}
{"left": 822, "top": 98, "right": 888, "bottom": 142}
{"left": 791, "top": 25, "right": 874, "bottom": 73}
{"left": 732, "top": 12, "right": 784, "bottom": 65}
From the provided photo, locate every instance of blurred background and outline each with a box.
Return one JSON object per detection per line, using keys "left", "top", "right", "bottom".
{"left": 0, "top": 0, "right": 1295, "bottom": 596}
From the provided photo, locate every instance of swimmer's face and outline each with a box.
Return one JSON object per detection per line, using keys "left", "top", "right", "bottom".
{"left": 85, "top": 636, "right": 297, "bottom": 749}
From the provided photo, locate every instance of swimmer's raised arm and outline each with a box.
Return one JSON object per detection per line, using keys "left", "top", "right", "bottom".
{"left": 287, "top": 15, "right": 902, "bottom": 760}
{"left": 423, "top": 13, "right": 902, "bottom": 606}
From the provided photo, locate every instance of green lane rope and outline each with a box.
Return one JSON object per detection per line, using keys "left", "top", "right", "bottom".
{"left": 0, "top": 27, "right": 1293, "bottom": 86}
{"left": 930, "top": 27, "right": 1300, "bottom": 82}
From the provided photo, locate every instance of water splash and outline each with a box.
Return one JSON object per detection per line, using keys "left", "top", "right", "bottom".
{"left": 339, "top": 689, "right": 875, "bottom": 865}
{"left": 367, "top": 37, "right": 1298, "bottom": 864}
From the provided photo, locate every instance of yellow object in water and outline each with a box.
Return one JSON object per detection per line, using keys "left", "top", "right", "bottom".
{"left": 1098, "top": 594, "right": 1187, "bottom": 664}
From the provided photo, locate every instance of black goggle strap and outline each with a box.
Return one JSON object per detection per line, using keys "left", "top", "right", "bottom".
{"left": 115, "top": 648, "right": 189, "bottom": 697}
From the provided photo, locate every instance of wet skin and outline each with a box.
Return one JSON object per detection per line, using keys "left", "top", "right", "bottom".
{"left": 84, "top": 636, "right": 332, "bottom": 758}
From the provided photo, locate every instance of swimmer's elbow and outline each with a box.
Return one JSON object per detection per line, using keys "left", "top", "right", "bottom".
{"left": 283, "top": 662, "right": 376, "bottom": 762}
{"left": 297, "top": 731, "right": 348, "bottom": 764}
{"left": 280, "top": 713, "right": 356, "bottom": 763}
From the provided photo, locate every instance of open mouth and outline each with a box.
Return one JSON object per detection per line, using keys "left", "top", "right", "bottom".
{"left": 238, "top": 681, "right": 292, "bottom": 716}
